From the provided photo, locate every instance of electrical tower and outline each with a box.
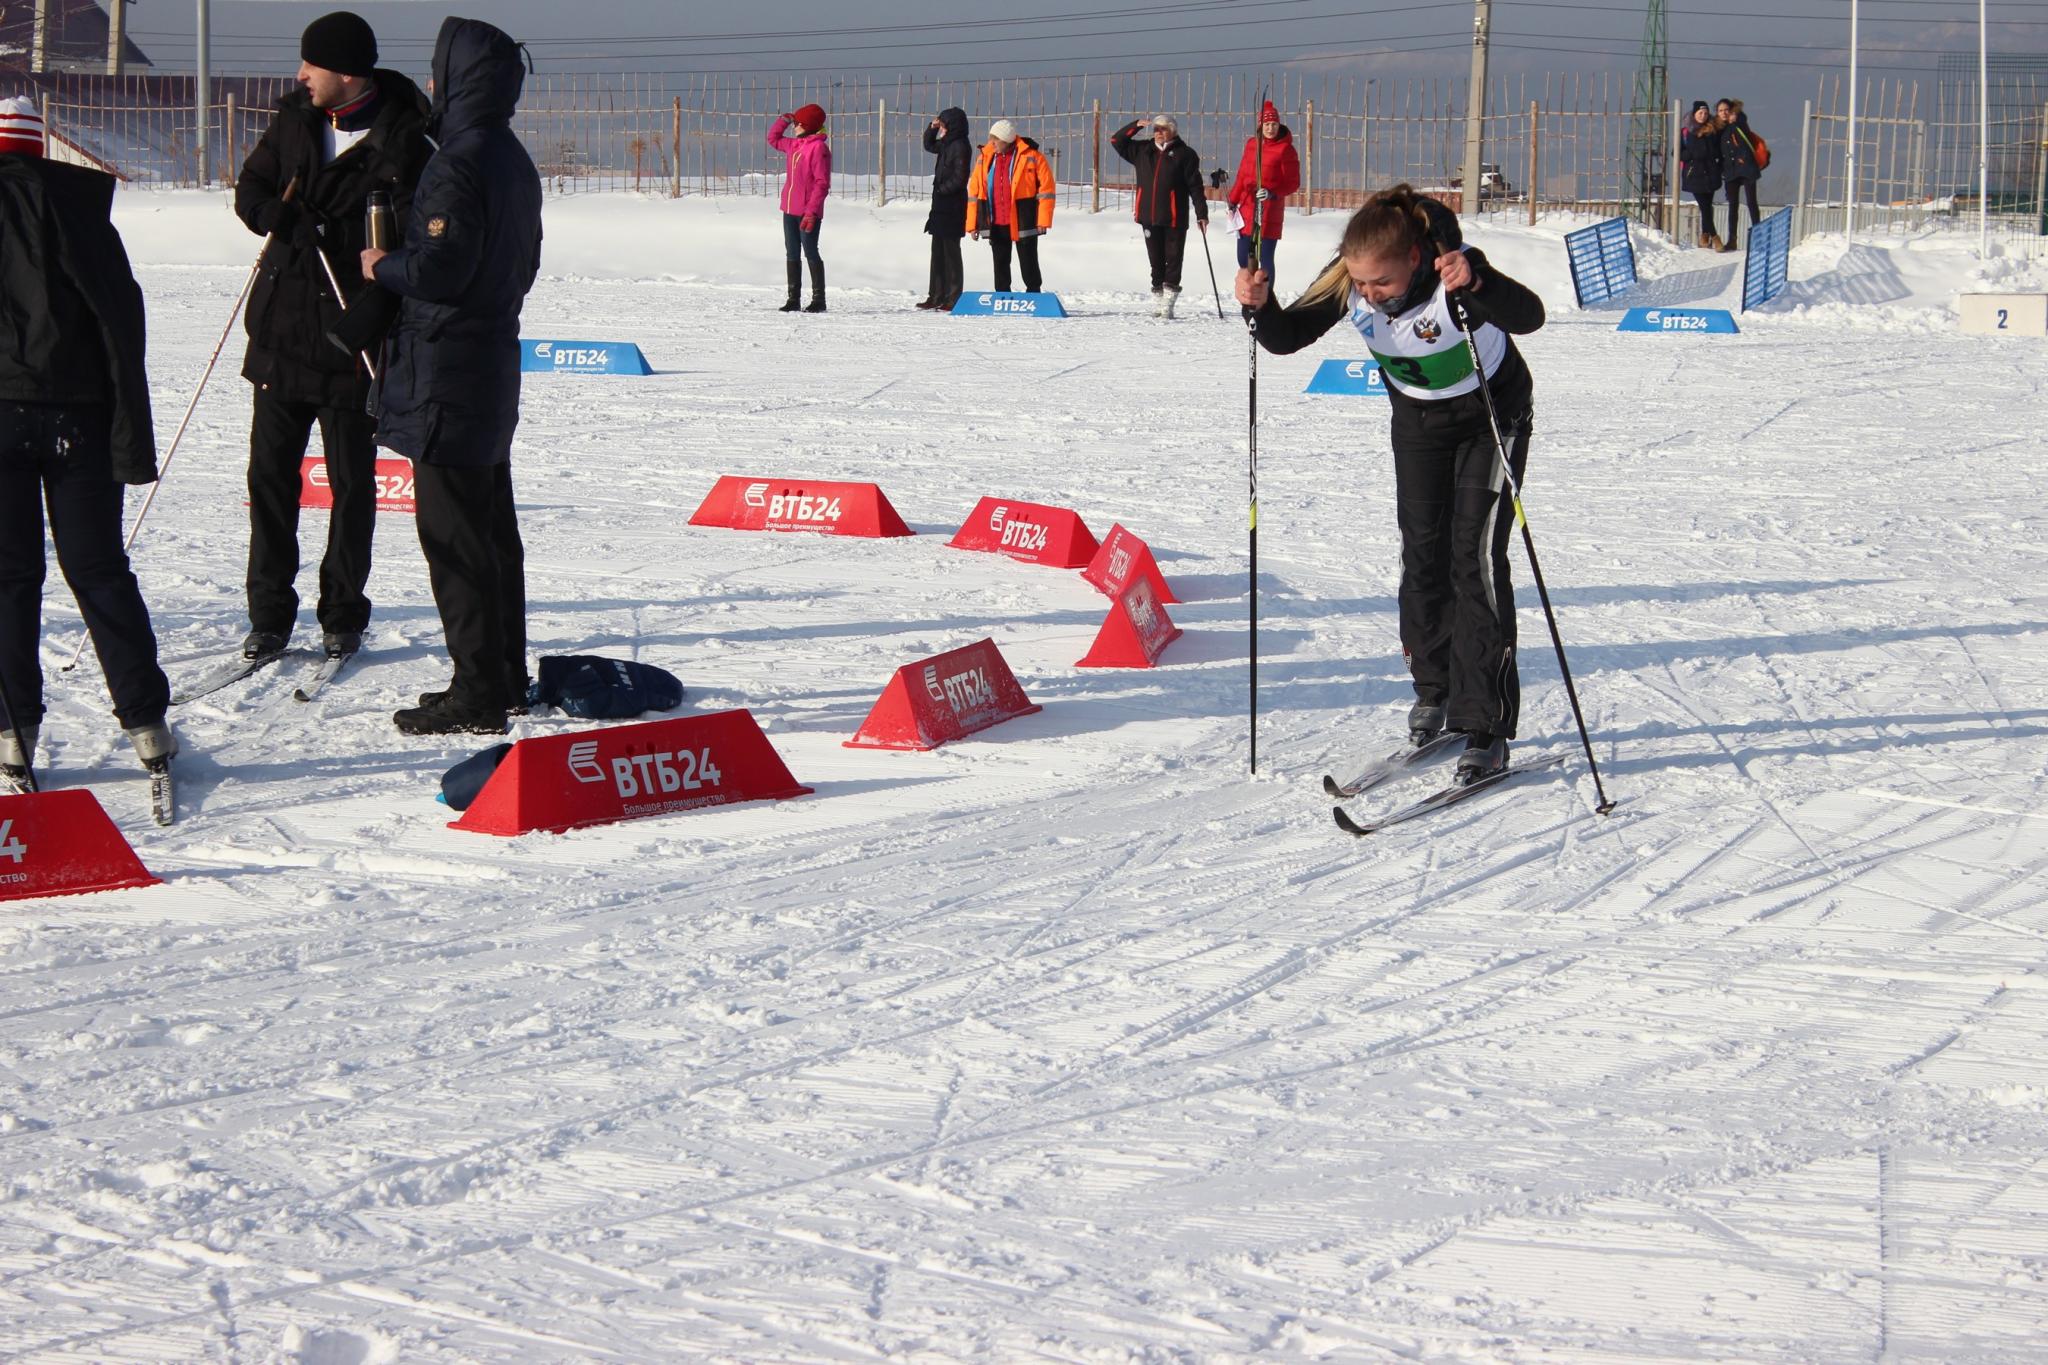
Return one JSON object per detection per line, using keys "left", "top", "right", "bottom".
{"left": 1624, "top": 0, "right": 1668, "bottom": 223}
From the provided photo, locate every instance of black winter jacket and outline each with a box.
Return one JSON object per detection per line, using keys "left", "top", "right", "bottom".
{"left": 1719, "top": 111, "right": 1762, "bottom": 182}
{"left": 1679, "top": 123, "right": 1722, "bottom": 195}
{"left": 1252, "top": 203, "right": 1543, "bottom": 440}
{"left": 370, "top": 17, "right": 543, "bottom": 468}
{"left": 0, "top": 156, "right": 156, "bottom": 483}
{"left": 923, "top": 107, "right": 970, "bottom": 238}
{"left": 234, "top": 69, "right": 432, "bottom": 409}
{"left": 1109, "top": 122, "right": 1209, "bottom": 228}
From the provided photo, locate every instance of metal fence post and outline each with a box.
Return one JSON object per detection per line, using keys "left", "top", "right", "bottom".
{"left": 1528, "top": 100, "right": 1538, "bottom": 226}
{"left": 1303, "top": 98, "right": 1315, "bottom": 214}
{"left": 1092, "top": 99, "right": 1101, "bottom": 212}
{"left": 672, "top": 96, "right": 682, "bottom": 199}
{"left": 1794, "top": 98, "right": 1813, "bottom": 244}
{"left": 877, "top": 98, "right": 887, "bottom": 207}
{"left": 1667, "top": 99, "right": 1680, "bottom": 238}
{"left": 226, "top": 92, "right": 236, "bottom": 183}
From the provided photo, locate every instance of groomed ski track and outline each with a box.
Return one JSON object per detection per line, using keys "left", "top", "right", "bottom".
{"left": 1, "top": 200, "right": 2043, "bottom": 1360}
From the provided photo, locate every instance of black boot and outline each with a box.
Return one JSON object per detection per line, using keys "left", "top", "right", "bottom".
{"left": 1407, "top": 700, "right": 1445, "bottom": 748}
{"left": 941, "top": 248, "right": 964, "bottom": 309}
{"left": 804, "top": 259, "right": 827, "bottom": 313}
{"left": 778, "top": 260, "right": 801, "bottom": 311}
{"left": 1454, "top": 733, "right": 1509, "bottom": 786}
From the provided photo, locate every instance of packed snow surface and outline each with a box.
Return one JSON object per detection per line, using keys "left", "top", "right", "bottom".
{"left": 1, "top": 193, "right": 2044, "bottom": 1360}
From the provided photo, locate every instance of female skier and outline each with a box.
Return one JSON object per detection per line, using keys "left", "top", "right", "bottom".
{"left": 1234, "top": 183, "right": 1545, "bottom": 784}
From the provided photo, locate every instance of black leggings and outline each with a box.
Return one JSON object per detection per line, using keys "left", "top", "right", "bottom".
{"left": 1690, "top": 189, "right": 1718, "bottom": 240}
{"left": 1724, "top": 177, "right": 1760, "bottom": 243}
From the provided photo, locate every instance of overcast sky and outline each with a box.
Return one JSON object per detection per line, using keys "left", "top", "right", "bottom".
{"left": 125, "top": 0, "right": 2048, "bottom": 143}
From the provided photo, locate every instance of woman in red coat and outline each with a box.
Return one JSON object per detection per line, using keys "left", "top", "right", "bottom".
{"left": 1226, "top": 101, "right": 1301, "bottom": 277}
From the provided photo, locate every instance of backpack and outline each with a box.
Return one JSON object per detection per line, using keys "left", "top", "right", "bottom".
{"left": 1741, "top": 128, "right": 1770, "bottom": 171}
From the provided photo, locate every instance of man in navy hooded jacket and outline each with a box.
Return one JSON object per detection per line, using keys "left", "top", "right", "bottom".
{"left": 362, "top": 15, "right": 542, "bottom": 736}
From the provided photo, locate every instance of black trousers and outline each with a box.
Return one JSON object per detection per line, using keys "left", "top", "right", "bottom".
{"left": 988, "top": 232, "right": 1042, "bottom": 293}
{"left": 1690, "top": 188, "right": 1719, "bottom": 240}
{"left": 1143, "top": 225, "right": 1189, "bottom": 289}
{"left": 0, "top": 401, "right": 169, "bottom": 730}
{"left": 926, "top": 235, "right": 964, "bottom": 305}
{"left": 413, "top": 460, "right": 527, "bottom": 706}
{"left": 1724, "top": 176, "right": 1761, "bottom": 243}
{"left": 247, "top": 387, "right": 376, "bottom": 635}
{"left": 1392, "top": 407, "right": 1531, "bottom": 739}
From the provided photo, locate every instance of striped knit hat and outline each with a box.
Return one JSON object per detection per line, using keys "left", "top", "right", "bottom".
{"left": 0, "top": 96, "right": 46, "bottom": 158}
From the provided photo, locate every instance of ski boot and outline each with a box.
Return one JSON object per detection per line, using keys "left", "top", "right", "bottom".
{"left": 1163, "top": 285, "right": 1181, "bottom": 319}
{"left": 241, "top": 628, "right": 289, "bottom": 661}
{"left": 1407, "top": 701, "right": 1445, "bottom": 749}
{"left": 1, "top": 722, "right": 36, "bottom": 793}
{"left": 126, "top": 720, "right": 177, "bottom": 826}
{"left": 1454, "top": 733, "right": 1508, "bottom": 787}
{"left": 321, "top": 629, "right": 362, "bottom": 659}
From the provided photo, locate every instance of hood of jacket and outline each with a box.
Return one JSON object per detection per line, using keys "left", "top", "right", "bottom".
{"left": 430, "top": 15, "right": 526, "bottom": 140}
{"left": 0, "top": 153, "right": 115, "bottom": 218}
{"left": 937, "top": 107, "right": 968, "bottom": 142}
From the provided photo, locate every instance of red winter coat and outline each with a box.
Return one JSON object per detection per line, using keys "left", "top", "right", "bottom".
{"left": 1226, "top": 126, "right": 1301, "bottom": 240}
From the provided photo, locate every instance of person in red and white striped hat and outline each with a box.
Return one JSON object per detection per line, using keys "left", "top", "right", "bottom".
{"left": 0, "top": 96, "right": 47, "bottom": 157}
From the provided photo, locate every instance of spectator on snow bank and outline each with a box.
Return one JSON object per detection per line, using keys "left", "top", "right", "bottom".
{"left": 919, "top": 107, "right": 970, "bottom": 310}
{"left": 768, "top": 103, "right": 832, "bottom": 312}
{"left": 0, "top": 96, "right": 174, "bottom": 788}
{"left": 1111, "top": 114, "right": 1209, "bottom": 316}
{"left": 967, "top": 119, "right": 1055, "bottom": 294}
{"left": 1227, "top": 100, "right": 1301, "bottom": 278}
{"left": 1716, "top": 98, "right": 1764, "bottom": 253}
{"left": 1678, "top": 100, "right": 1723, "bottom": 250}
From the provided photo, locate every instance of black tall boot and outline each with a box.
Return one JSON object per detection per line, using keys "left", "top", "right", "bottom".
{"left": 940, "top": 245, "right": 963, "bottom": 308}
{"left": 778, "top": 260, "right": 801, "bottom": 312}
{"left": 804, "top": 258, "right": 827, "bottom": 313}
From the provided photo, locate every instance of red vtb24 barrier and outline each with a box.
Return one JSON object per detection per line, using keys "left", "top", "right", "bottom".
{"left": 0, "top": 791, "right": 160, "bottom": 902}
{"left": 689, "top": 477, "right": 913, "bottom": 538}
{"left": 1081, "top": 522, "right": 1178, "bottom": 604}
{"left": 845, "top": 638, "right": 1042, "bottom": 750}
{"left": 947, "top": 497, "right": 1099, "bottom": 568}
{"left": 1077, "top": 576, "right": 1182, "bottom": 668}
{"left": 453, "top": 710, "right": 812, "bottom": 835}
{"left": 300, "top": 457, "right": 418, "bottom": 514}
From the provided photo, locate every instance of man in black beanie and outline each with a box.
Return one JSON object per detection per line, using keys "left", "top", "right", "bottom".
{"left": 231, "top": 10, "right": 432, "bottom": 673}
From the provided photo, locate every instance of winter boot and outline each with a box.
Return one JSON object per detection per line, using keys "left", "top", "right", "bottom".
{"left": 778, "top": 261, "right": 802, "bottom": 312}
{"left": 394, "top": 692, "right": 511, "bottom": 737}
{"left": 1163, "top": 285, "right": 1181, "bottom": 319}
{"left": 1407, "top": 701, "right": 1445, "bottom": 748}
{"left": 125, "top": 719, "right": 177, "bottom": 767}
{"left": 804, "top": 260, "right": 827, "bottom": 313}
{"left": 1454, "top": 733, "right": 1509, "bottom": 786}
{"left": 321, "top": 629, "right": 361, "bottom": 659}
{"left": 1, "top": 722, "right": 37, "bottom": 788}
{"left": 1718, "top": 234, "right": 1738, "bottom": 254}
{"left": 241, "top": 628, "right": 289, "bottom": 660}
{"left": 1704, "top": 231, "right": 1722, "bottom": 252}
{"left": 1150, "top": 285, "right": 1168, "bottom": 317}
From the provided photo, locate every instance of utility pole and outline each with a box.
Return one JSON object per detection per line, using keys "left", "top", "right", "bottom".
{"left": 31, "top": 0, "right": 51, "bottom": 73}
{"left": 108, "top": 0, "right": 127, "bottom": 77}
{"left": 1625, "top": 0, "right": 1669, "bottom": 225}
{"left": 1460, "top": 0, "right": 1491, "bottom": 218}
{"left": 195, "top": 0, "right": 211, "bottom": 185}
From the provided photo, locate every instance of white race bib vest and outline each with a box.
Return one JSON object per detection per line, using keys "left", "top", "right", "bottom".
{"left": 1346, "top": 269, "right": 1508, "bottom": 400}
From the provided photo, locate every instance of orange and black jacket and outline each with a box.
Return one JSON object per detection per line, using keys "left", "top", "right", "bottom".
{"left": 1110, "top": 121, "right": 1209, "bottom": 229}
{"left": 966, "top": 136, "right": 1056, "bottom": 239}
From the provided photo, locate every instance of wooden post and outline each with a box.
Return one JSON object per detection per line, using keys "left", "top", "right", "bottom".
{"left": 1092, "top": 99, "right": 1102, "bottom": 212}
{"left": 1794, "top": 98, "right": 1813, "bottom": 242}
{"left": 1667, "top": 98, "right": 1681, "bottom": 237}
{"left": 672, "top": 96, "right": 682, "bottom": 199}
{"left": 1527, "top": 99, "right": 1538, "bottom": 226}
{"left": 226, "top": 92, "right": 236, "bottom": 183}
{"left": 1303, "top": 98, "right": 1315, "bottom": 214}
{"left": 107, "top": 0, "right": 126, "bottom": 76}
{"left": 877, "top": 98, "right": 887, "bottom": 207}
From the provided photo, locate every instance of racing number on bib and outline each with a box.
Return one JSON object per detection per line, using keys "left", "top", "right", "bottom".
{"left": 1379, "top": 355, "right": 1430, "bottom": 387}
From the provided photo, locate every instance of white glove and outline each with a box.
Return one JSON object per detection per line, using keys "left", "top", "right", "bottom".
{"left": 1254, "top": 188, "right": 1271, "bottom": 202}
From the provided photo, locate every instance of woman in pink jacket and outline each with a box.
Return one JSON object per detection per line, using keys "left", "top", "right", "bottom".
{"left": 768, "top": 104, "right": 832, "bottom": 312}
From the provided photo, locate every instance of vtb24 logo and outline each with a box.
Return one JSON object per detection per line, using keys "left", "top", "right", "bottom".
{"left": 988, "top": 504, "right": 1049, "bottom": 552}
{"left": 745, "top": 482, "right": 843, "bottom": 524}
{"left": 923, "top": 663, "right": 997, "bottom": 716}
{"left": 567, "top": 739, "right": 723, "bottom": 798}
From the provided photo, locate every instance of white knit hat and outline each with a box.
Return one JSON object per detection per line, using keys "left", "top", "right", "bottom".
{"left": 0, "top": 96, "right": 46, "bottom": 158}
{"left": 1150, "top": 114, "right": 1177, "bottom": 133}
{"left": 988, "top": 118, "right": 1016, "bottom": 143}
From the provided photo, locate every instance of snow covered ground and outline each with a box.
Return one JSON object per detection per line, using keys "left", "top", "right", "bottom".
{"left": 1, "top": 192, "right": 2045, "bottom": 1360}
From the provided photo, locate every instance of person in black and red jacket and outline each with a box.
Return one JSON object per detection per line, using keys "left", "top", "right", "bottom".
{"left": 1716, "top": 98, "right": 1764, "bottom": 253}
{"left": 1110, "top": 114, "right": 1209, "bottom": 316}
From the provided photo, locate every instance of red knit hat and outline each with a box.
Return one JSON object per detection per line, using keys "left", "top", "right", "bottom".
{"left": 0, "top": 96, "right": 45, "bottom": 158}
{"left": 791, "top": 103, "right": 827, "bottom": 132}
{"left": 1259, "top": 100, "right": 1280, "bottom": 127}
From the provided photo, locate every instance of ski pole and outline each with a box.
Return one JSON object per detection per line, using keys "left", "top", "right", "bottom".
{"left": 1198, "top": 218, "right": 1224, "bottom": 320}
{"left": 1431, "top": 234, "right": 1617, "bottom": 816}
{"left": 0, "top": 657, "right": 36, "bottom": 793}
{"left": 62, "top": 178, "right": 299, "bottom": 674}
{"left": 309, "top": 238, "right": 378, "bottom": 381}
{"left": 1245, "top": 90, "right": 1267, "bottom": 774}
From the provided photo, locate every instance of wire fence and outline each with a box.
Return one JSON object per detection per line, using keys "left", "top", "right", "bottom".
{"left": 6, "top": 66, "right": 2043, "bottom": 250}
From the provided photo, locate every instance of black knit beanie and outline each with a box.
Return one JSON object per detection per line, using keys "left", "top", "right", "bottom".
{"left": 301, "top": 11, "right": 378, "bottom": 76}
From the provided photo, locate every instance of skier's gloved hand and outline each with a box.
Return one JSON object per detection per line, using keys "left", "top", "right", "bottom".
{"left": 289, "top": 211, "right": 325, "bottom": 251}
{"left": 1254, "top": 188, "right": 1271, "bottom": 202}
{"left": 257, "top": 199, "right": 301, "bottom": 239}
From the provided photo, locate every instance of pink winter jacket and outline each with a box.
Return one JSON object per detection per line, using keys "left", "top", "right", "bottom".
{"left": 767, "top": 116, "right": 832, "bottom": 217}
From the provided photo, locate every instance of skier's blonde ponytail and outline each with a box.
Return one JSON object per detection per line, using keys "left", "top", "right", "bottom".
{"left": 1295, "top": 183, "right": 1437, "bottom": 308}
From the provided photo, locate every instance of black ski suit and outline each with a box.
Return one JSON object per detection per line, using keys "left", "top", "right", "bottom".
{"left": 922, "top": 107, "right": 970, "bottom": 307}
{"left": 1251, "top": 208, "right": 1545, "bottom": 739}
{"left": 1110, "top": 121, "right": 1209, "bottom": 291}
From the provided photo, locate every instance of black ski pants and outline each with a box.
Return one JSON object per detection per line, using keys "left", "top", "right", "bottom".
{"left": 1392, "top": 405, "right": 1530, "bottom": 739}
{"left": 1690, "top": 188, "right": 1719, "bottom": 240}
{"left": 987, "top": 231, "right": 1042, "bottom": 293}
{"left": 926, "top": 235, "right": 964, "bottom": 305}
{"left": 247, "top": 388, "right": 376, "bottom": 636}
{"left": 1144, "top": 225, "right": 1189, "bottom": 290}
{"left": 413, "top": 461, "right": 528, "bottom": 708}
{"left": 0, "top": 401, "right": 169, "bottom": 730}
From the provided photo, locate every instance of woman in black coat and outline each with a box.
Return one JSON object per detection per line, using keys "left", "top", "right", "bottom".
{"left": 1678, "top": 101, "right": 1723, "bottom": 249}
{"left": 1716, "top": 98, "right": 1763, "bottom": 252}
{"left": 919, "top": 107, "right": 970, "bottom": 310}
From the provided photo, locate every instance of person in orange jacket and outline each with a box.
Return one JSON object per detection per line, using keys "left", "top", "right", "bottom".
{"left": 1226, "top": 100, "right": 1301, "bottom": 278}
{"left": 965, "top": 120, "right": 1054, "bottom": 293}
